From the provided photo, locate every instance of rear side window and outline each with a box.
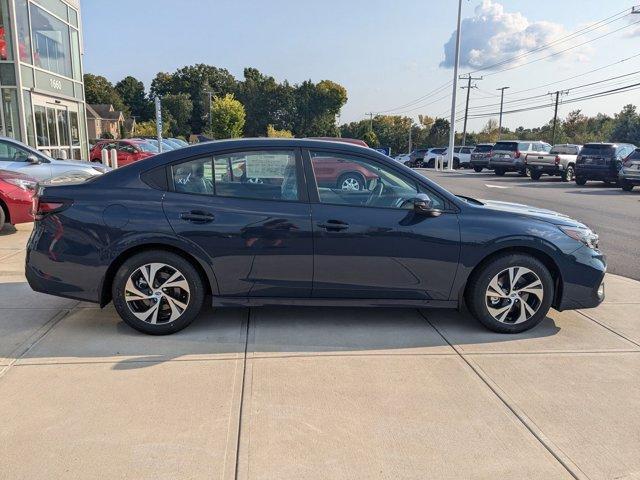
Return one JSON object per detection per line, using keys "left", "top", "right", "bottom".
{"left": 519, "top": 142, "right": 532, "bottom": 151}
{"left": 628, "top": 149, "right": 640, "bottom": 160}
{"left": 213, "top": 150, "right": 298, "bottom": 201}
{"left": 172, "top": 158, "right": 214, "bottom": 195}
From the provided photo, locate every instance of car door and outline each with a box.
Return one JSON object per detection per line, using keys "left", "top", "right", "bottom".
{"left": 162, "top": 148, "right": 314, "bottom": 298}
{"left": 0, "top": 139, "right": 52, "bottom": 180}
{"left": 305, "top": 149, "right": 461, "bottom": 301}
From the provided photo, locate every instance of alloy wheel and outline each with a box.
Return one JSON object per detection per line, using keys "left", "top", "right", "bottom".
{"left": 485, "top": 266, "right": 544, "bottom": 324}
{"left": 341, "top": 177, "right": 361, "bottom": 190}
{"left": 124, "top": 263, "right": 190, "bottom": 324}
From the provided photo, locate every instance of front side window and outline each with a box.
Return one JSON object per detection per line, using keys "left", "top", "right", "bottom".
{"left": 213, "top": 150, "right": 298, "bottom": 201}
{"left": 309, "top": 151, "right": 438, "bottom": 210}
{"left": 0, "top": 140, "right": 31, "bottom": 162}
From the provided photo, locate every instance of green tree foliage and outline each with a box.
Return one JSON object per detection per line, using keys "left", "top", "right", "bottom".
{"left": 150, "top": 64, "right": 237, "bottom": 134}
{"left": 611, "top": 105, "right": 640, "bottom": 144}
{"left": 115, "top": 76, "right": 152, "bottom": 121}
{"left": 206, "top": 94, "right": 246, "bottom": 139}
{"left": 362, "top": 130, "right": 379, "bottom": 147}
{"left": 266, "top": 124, "right": 294, "bottom": 138}
{"left": 292, "top": 79, "right": 347, "bottom": 137}
{"left": 134, "top": 120, "right": 169, "bottom": 137}
{"left": 161, "top": 93, "right": 193, "bottom": 137}
{"left": 84, "top": 74, "right": 126, "bottom": 112}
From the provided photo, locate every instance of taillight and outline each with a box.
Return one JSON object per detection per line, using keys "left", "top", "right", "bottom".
{"left": 32, "top": 196, "right": 71, "bottom": 220}
{"left": 515, "top": 151, "right": 521, "bottom": 159}
{"left": 555, "top": 155, "right": 561, "bottom": 165}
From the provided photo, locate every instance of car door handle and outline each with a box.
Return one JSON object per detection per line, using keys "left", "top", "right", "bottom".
{"left": 180, "top": 210, "right": 215, "bottom": 223}
{"left": 317, "top": 220, "right": 349, "bottom": 231}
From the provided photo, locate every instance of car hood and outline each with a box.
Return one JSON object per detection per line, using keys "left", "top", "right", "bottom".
{"left": 478, "top": 199, "right": 586, "bottom": 227}
{"left": 51, "top": 158, "right": 110, "bottom": 173}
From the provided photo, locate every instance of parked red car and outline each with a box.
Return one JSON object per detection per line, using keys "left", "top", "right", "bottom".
{"left": 89, "top": 139, "right": 159, "bottom": 167}
{"left": 0, "top": 169, "right": 36, "bottom": 230}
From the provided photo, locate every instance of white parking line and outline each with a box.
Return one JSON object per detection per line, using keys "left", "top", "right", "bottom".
{"left": 485, "top": 184, "right": 512, "bottom": 189}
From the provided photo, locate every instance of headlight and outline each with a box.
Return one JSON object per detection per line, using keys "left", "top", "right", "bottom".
{"left": 5, "top": 177, "right": 37, "bottom": 191}
{"left": 559, "top": 226, "right": 599, "bottom": 250}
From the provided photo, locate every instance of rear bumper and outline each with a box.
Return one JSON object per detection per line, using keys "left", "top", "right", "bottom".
{"left": 575, "top": 167, "right": 618, "bottom": 181}
{"left": 489, "top": 159, "right": 525, "bottom": 171}
{"left": 556, "top": 246, "right": 606, "bottom": 311}
{"left": 470, "top": 158, "right": 491, "bottom": 168}
{"left": 528, "top": 164, "right": 561, "bottom": 174}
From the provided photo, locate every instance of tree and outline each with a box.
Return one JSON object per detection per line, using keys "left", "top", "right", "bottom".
{"left": 292, "top": 79, "right": 347, "bottom": 137}
{"left": 115, "top": 76, "right": 152, "bottom": 121}
{"left": 161, "top": 93, "right": 193, "bottom": 137}
{"left": 206, "top": 94, "right": 246, "bottom": 139}
{"left": 427, "top": 118, "right": 450, "bottom": 146}
{"left": 134, "top": 120, "right": 168, "bottom": 137}
{"left": 84, "top": 74, "right": 126, "bottom": 111}
{"left": 611, "top": 104, "right": 640, "bottom": 144}
{"left": 362, "top": 130, "right": 379, "bottom": 147}
{"left": 266, "top": 124, "right": 293, "bottom": 138}
{"left": 150, "top": 64, "right": 236, "bottom": 134}
{"left": 476, "top": 119, "right": 500, "bottom": 143}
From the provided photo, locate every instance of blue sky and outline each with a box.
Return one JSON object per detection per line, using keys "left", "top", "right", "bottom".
{"left": 81, "top": 0, "right": 640, "bottom": 132}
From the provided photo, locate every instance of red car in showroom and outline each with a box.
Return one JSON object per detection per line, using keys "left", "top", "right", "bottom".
{"left": 89, "top": 139, "right": 159, "bottom": 167}
{"left": 0, "top": 169, "right": 36, "bottom": 230}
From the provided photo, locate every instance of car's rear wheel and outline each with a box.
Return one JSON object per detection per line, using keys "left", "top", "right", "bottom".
{"left": 561, "top": 165, "right": 574, "bottom": 182}
{"left": 473, "top": 166, "right": 483, "bottom": 173}
{"left": 530, "top": 170, "right": 542, "bottom": 180}
{"left": 494, "top": 168, "right": 505, "bottom": 176}
{"left": 112, "top": 251, "right": 205, "bottom": 335}
{"left": 0, "top": 206, "right": 6, "bottom": 231}
{"left": 465, "top": 254, "right": 553, "bottom": 333}
{"left": 575, "top": 176, "right": 587, "bottom": 186}
{"left": 337, "top": 173, "right": 365, "bottom": 191}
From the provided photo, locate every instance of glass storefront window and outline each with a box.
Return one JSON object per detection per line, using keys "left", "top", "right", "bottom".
{"left": 70, "top": 29, "right": 81, "bottom": 80}
{"left": 30, "top": 4, "right": 72, "bottom": 78}
{"left": 0, "top": 0, "right": 14, "bottom": 61}
{"left": 23, "top": 90, "right": 36, "bottom": 147}
{"left": 0, "top": 64, "right": 15, "bottom": 85}
{"left": 33, "top": 0, "right": 68, "bottom": 21}
{"left": 46, "top": 106, "right": 57, "bottom": 145}
{"left": 56, "top": 108, "right": 69, "bottom": 146}
{"left": 69, "top": 110, "right": 79, "bottom": 146}
{"left": 34, "top": 105, "right": 48, "bottom": 146}
{"left": 15, "top": 0, "right": 32, "bottom": 63}
{"left": 2, "top": 89, "right": 20, "bottom": 139}
{"left": 68, "top": 7, "right": 78, "bottom": 28}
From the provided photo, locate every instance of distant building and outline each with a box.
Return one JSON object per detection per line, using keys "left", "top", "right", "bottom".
{"left": 0, "top": 0, "right": 88, "bottom": 159}
{"left": 86, "top": 103, "right": 136, "bottom": 140}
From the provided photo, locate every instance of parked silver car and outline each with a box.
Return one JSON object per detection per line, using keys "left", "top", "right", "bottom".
{"left": 0, "top": 136, "right": 109, "bottom": 181}
{"left": 489, "top": 140, "right": 552, "bottom": 176}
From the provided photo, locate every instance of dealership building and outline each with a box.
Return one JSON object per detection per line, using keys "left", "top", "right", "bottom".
{"left": 0, "top": 0, "right": 87, "bottom": 159}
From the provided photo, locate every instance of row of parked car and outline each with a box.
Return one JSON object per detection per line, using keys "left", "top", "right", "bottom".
{"left": 0, "top": 135, "right": 190, "bottom": 230}
{"left": 398, "top": 141, "right": 640, "bottom": 192}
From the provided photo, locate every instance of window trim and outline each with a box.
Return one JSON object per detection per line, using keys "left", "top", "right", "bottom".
{"left": 166, "top": 147, "right": 308, "bottom": 204}
{"left": 302, "top": 148, "right": 452, "bottom": 212}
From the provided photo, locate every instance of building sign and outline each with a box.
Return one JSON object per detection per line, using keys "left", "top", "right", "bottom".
{"left": 373, "top": 147, "right": 392, "bottom": 156}
{"left": 34, "top": 69, "right": 74, "bottom": 97}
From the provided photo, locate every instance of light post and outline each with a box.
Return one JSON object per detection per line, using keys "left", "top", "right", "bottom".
{"left": 446, "top": 0, "right": 463, "bottom": 171}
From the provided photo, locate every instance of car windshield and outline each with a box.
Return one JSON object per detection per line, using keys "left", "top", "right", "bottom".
{"left": 581, "top": 145, "right": 616, "bottom": 156}
{"left": 431, "top": 148, "right": 446, "bottom": 154}
{"left": 493, "top": 142, "right": 518, "bottom": 151}
{"left": 474, "top": 145, "right": 493, "bottom": 153}
{"left": 136, "top": 142, "right": 159, "bottom": 153}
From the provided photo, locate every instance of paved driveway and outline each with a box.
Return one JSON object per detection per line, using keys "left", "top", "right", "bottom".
{"left": 1, "top": 224, "right": 640, "bottom": 480}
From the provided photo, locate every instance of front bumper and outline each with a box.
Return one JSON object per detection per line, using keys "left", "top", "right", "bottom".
{"left": 556, "top": 245, "right": 606, "bottom": 311}
{"left": 620, "top": 171, "right": 640, "bottom": 185}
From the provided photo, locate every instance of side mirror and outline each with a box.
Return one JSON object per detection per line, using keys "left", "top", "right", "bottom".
{"left": 26, "top": 155, "right": 41, "bottom": 165}
{"left": 412, "top": 193, "right": 442, "bottom": 217}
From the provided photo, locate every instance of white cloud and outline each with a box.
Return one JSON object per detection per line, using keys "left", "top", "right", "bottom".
{"left": 440, "top": 0, "right": 589, "bottom": 70}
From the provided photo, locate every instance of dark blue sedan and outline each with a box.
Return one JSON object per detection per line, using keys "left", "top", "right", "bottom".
{"left": 26, "top": 139, "right": 606, "bottom": 335}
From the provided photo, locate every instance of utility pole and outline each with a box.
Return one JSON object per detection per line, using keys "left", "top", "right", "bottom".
{"left": 549, "top": 90, "right": 569, "bottom": 145}
{"left": 496, "top": 86, "right": 510, "bottom": 141}
{"left": 365, "top": 112, "right": 374, "bottom": 131}
{"left": 446, "top": 0, "right": 464, "bottom": 171}
{"left": 408, "top": 123, "right": 413, "bottom": 154}
{"left": 460, "top": 74, "right": 482, "bottom": 146}
{"left": 205, "top": 91, "right": 213, "bottom": 132}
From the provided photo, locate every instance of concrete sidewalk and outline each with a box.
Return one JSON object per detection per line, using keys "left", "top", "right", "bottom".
{"left": 1, "top": 224, "right": 640, "bottom": 479}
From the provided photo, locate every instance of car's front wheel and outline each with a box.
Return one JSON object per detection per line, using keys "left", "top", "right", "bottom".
{"left": 575, "top": 176, "right": 587, "bottom": 186}
{"left": 473, "top": 166, "right": 483, "bottom": 173}
{"left": 112, "top": 251, "right": 205, "bottom": 335}
{"left": 337, "top": 173, "right": 365, "bottom": 191}
{"left": 530, "top": 170, "right": 542, "bottom": 181}
{"left": 494, "top": 168, "right": 505, "bottom": 176}
{"left": 465, "top": 254, "right": 553, "bottom": 333}
{"left": 561, "top": 165, "right": 575, "bottom": 182}
{"left": 621, "top": 180, "right": 634, "bottom": 192}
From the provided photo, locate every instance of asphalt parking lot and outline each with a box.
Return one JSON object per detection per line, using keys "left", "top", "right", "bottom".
{"left": 421, "top": 169, "right": 640, "bottom": 281}
{"left": 1, "top": 223, "right": 640, "bottom": 479}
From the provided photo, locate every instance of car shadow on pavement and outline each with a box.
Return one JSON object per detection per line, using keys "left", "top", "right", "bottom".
{"left": 0, "top": 224, "right": 17, "bottom": 236}
{"left": 0, "top": 283, "right": 561, "bottom": 370}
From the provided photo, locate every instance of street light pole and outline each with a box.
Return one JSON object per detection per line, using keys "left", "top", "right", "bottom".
{"left": 446, "top": 0, "right": 463, "bottom": 171}
{"left": 496, "top": 86, "right": 509, "bottom": 141}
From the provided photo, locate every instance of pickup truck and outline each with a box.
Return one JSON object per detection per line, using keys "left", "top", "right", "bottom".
{"left": 525, "top": 144, "right": 582, "bottom": 182}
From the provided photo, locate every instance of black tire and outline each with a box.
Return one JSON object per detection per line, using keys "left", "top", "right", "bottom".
{"left": 494, "top": 168, "right": 505, "bottom": 176}
{"left": 337, "top": 172, "right": 365, "bottom": 191}
{"left": 112, "top": 250, "right": 206, "bottom": 335}
{"left": 473, "top": 166, "right": 483, "bottom": 173}
{"left": 575, "top": 176, "right": 587, "bottom": 186}
{"left": 530, "top": 170, "right": 542, "bottom": 181}
{"left": 621, "top": 181, "right": 634, "bottom": 192}
{"left": 453, "top": 158, "right": 460, "bottom": 170}
{"left": 561, "top": 165, "right": 574, "bottom": 182}
{"left": 0, "top": 205, "right": 5, "bottom": 231}
{"left": 465, "top": 253, "right": 554, "bottom": 334}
